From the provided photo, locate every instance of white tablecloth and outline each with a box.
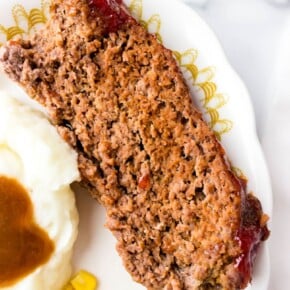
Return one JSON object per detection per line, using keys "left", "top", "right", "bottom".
{"left": 182, "top": 1, "right": 290, "bottom": 289}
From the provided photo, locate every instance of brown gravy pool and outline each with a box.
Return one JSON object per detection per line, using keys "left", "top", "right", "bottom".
{"left": 0, "top": 175, "right": 54, "bottom": 287}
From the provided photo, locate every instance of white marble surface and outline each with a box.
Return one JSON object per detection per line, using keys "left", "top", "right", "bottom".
{"left": 182, "top": 1, "right": 290, "bottom": 289}
{"left": 190, "top": 0, "right": 290, "bottom": 138}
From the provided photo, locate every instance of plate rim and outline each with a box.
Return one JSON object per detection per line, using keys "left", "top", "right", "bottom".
{"left": 0, "top": 0, "right": 272, "bottom": 289}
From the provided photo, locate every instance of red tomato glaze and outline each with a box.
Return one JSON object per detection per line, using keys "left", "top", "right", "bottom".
{"left": 88, "top": 0, "right": 130, "bottom": 33}
{"left": 235, "top": 194, "right": 270, "bottom": 287}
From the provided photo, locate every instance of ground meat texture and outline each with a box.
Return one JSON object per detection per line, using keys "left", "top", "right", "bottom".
{"left": 0, "top": 0, "right": 269, "bottom": 289}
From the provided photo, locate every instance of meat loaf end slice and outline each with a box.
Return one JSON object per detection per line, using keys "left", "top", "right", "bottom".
{"left": 0, "top": 0, "right": 269, "bottom": 289}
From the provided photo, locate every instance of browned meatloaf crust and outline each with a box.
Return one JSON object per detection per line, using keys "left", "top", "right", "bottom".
{"left": 0, "top": 0, "right": 269, "bottom": 289}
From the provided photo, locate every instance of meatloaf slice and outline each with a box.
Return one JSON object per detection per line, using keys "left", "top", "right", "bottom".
{"left": 0, "top": 0, "right": 269, "bottom": 289}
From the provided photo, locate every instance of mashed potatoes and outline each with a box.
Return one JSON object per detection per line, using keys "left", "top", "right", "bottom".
{"left": 0, "top": 92, "right": 80, "bottom": 290}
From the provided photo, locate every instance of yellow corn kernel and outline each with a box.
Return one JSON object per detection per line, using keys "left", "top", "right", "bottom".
{"left": 70, "top": 270, "right": 98, "bottom": 290}
{"left": 63, "top": 284, "right": 74, "bottom": 290}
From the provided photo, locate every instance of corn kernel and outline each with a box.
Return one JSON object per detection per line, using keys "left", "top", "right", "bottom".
{"left": 63, "top": 270, "right": 98, "bottom": 290}
{"left": 70, "top": 270, "right": 98, "bottom": 290}
{"left": 63, "top": 284, "right": 74, "bottom": 290}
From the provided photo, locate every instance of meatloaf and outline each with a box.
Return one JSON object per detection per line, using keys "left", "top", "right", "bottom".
{"left": 0, "top": 0, "right": 269, "bottom": 289}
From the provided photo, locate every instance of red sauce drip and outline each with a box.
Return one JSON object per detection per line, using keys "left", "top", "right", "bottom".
{"left": 235, "top": 194, "right": 270, "bottom": 287}
{"left": 88, "top": 0, "right": 130, "bottom": 33}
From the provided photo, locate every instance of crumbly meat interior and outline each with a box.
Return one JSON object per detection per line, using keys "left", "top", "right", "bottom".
{"left": 0, "top": 0, "right": 267, "bottom": 289}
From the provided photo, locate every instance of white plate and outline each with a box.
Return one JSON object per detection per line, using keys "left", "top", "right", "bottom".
{"left": 0, "top": 0, "right": 272, "bottom": 289}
